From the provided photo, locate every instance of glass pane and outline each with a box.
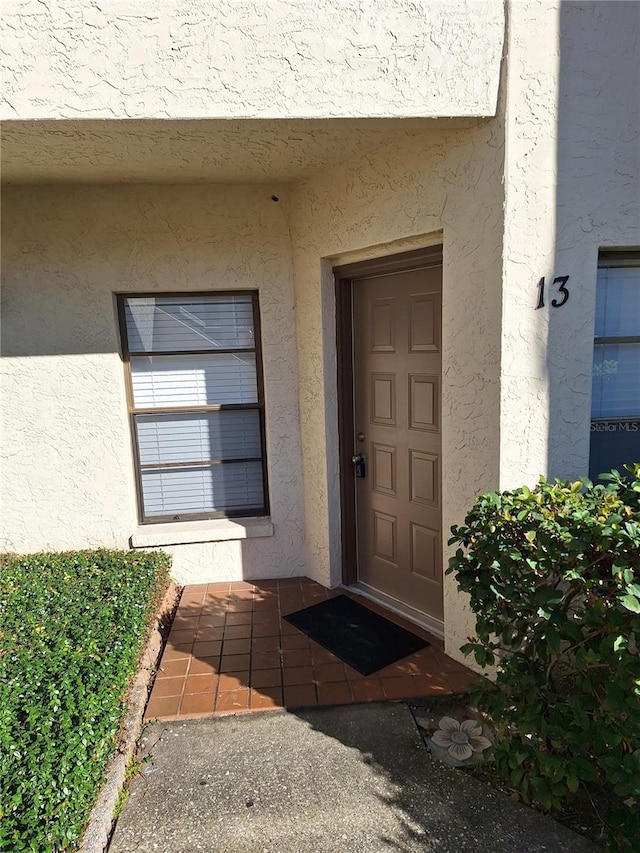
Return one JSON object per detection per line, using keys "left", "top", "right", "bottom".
{"left": 591, "top": 343, "right": 640, "bottom": 418}
{"left": 141, "top": 461, "right": 264, "bottom": 517}
{"left": 130, "top": 353, "right": 258, "bottom": 408}
{"left": 136, "top": 410, "right": 261, "bottom": 465}
{"left": 595, "top": 267, "right": 640, "bottom": 338}
{"left": 124, "top": 294, "right": 255, "bottom": 352}
{"left": 589, "top": 421, "right": 640, "bottom": 481}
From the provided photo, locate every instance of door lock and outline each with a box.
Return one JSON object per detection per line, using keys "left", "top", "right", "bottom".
{"left": 351, "top": 454, "right": 366, "bottom": 478}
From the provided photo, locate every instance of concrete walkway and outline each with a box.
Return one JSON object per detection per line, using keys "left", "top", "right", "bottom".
{"left": 109, "top": 703, "right": 596, "bottom": 853}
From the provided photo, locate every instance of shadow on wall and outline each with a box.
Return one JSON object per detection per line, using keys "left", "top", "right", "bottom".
{"left": 0, "top": 265, "right": 131, "bottom": 359}
{"left": 546, "top": 0, "right": 640, "bottom": 481}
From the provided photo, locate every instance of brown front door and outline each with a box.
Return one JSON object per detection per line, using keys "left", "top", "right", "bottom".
{"left": 351, "top": 263, "right": 443, "bottom": 623}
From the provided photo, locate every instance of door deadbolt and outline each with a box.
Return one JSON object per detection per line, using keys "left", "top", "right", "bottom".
{"left": 352, "top": 454, "right": 366, "bottom": 478}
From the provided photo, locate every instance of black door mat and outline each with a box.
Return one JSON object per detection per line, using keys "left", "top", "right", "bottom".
{"left": 284, "top": 594, "right": 429, "bottom": 676}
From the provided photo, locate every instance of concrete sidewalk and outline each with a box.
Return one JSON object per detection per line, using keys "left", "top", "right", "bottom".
{"left": 109, "top": 703, "right": 596, "bottom": 853}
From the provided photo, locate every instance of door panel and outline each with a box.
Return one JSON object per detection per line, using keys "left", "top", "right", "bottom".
{"left": 353, "top": 265, "right": 443, "bottom": 622}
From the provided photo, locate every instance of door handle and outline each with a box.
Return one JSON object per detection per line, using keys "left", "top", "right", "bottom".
{"left": 351, "top": 454, "right": 366, "bottom": 478}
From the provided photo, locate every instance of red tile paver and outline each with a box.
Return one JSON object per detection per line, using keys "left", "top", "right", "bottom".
{"left": 249, "top": 687, "right": 283, "bottom": 710}
{"left": 252, "top": 621, "right": 281, "bottom": 637}
{"left": 169, "top": 629, "right": 198, "bottom": 646}
{"left": 171, "top": 615, "right": 200, "bottom": 631}
{"left": 145, "top": 695, "right": 181, "bottom": 719}
{"left": 146, "top": 578, "right": 480, "bottom": 720}
{"left": 180, "top": 692, "right": 215, "bottom": 716}
{"left": 282, "top": 649, "right": 313, "bottom": 668}
{"left": 314, "top": 662, "right": 346, "bottom": 683}
{"left": 218, "top": 672, "right": 248, "bottom": 692}
{"left": 220, "top": 654, "right": 250, "bottom": 672}
{"left": 381, "top": 676, "right": 419, "bottom": 700}
{"left": 445, "top": 670, "right": 482, "bottom": 693}
{"left": 157, "top": 658, "right": 190, "bottom": 677}
{"left": 228, "top": 600, "right": 253, "bottom": 612}
{"left": 350, "top": 678, "right": 385, "bottom": 703}
{"left": 412, "top": 673, "right": 451, "bottom": 695}
{"left": 198, "top": 614, "right": 226, "bottom": 628}
{"left": 184, "top": 673, "right": 217, "bottom": 694}
{"left": 188, "top": 656, "right": 220, "bottom": 676}
{"left": 151, "top": 676, "right": 184, "bottom": 698}
{"left": 216, "top": 689, "right": 250, "bottom": 714}
{"left": 310, "top": 643, "right": 340, "bottom": 664}
{"left": 284, "top": 684, "right": 317, "bottom": 708}
{"left": 251, "top": 668, "right": 282, "bottom": 688}
{"left": 162, "top": 644, "right": 192, "bottom": 661}
{"left": 224, "top": 624, "right": 252, "bottom": 640}
{"left": 193, "top": 640, "right": 222, "bottom": 658}
{"left": 283, "top": 665, "right": 314, "bottom": 686}
{"left": 280, "top": 634, "right": 310, "bottom": 650}
{"left": 254, "top": 597, "right": 280, "bottom": 611}
{"left": 317, "top": 682, "right": 352, "bottom": 705}
{"left": 251, "top": 651, "right": 281, "bottom": 670}
{"left": 221, "top": 638, "right": 251, "bottom": 656}
{"left": 252, "top": 635, "right": 281, "bottom": 652}
{"left": 225, "top": 612, "right": 252, "bottom": 626}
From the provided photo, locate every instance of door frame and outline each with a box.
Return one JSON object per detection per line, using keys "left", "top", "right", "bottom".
{"left": 333, "top": 244, "right": 444, "bottom": 587}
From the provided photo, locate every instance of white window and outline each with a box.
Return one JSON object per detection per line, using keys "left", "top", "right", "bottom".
{"left": 118, "top": 292, "right": 268, "bottom": 522}
{"left": 589, "top": 253, "right": 640, "bottom": 481}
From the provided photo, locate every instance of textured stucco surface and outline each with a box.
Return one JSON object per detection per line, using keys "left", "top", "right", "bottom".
{"left": 2, "top": 0, "right": 638, "bottom": 661}
{"left": 0, "top": 185, "right": 305, "bottom": 583}
{"left": 290, "top": 120, "right": 505, "bottom": 655}
{"left": 499, "top": 0, "right": 640, "bottom": 488}
{"left": 1, "top": 0, "right": 503, "bottom": 121}
{"left": 1, "top": 118, "right": 479, "bottom": 185}
{"left": 0, "top": 122, "right": 505, "bottom": 654}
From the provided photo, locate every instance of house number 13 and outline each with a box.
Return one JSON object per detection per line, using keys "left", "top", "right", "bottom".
{"left": 536, "top": 275, "right": 570, "bottom": 309}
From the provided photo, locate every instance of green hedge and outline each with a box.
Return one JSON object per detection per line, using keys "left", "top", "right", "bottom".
{"left": 0, "top": 549, "right": 171, "bottom": 853}
{"left": 448, "top": 466, "right": 640, "bottom": 851}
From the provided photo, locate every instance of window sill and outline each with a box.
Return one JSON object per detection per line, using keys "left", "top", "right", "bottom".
{"left": 130, "top": 517, "right": 274, "bottom": 548}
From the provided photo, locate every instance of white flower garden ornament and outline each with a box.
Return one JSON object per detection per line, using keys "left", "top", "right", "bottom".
{"left": 431, "top": 716, "right": 492, "bottom": 761}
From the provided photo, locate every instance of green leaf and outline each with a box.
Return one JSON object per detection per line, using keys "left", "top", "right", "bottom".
{"left": 572, "top": 758, "right": 598, "bottom": 783}
{"left": 0, "top": 550, "right": 170, "bottom": 852}
{"left": 619, "top": 593, "right": 640, "bottom": 613}
{"left": 613, "top": 635, "right": 627, "bottom": 652}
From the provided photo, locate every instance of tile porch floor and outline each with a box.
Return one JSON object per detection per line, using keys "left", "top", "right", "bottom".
{"left": 145, "top": 578, "right": 481, "bottom": 721}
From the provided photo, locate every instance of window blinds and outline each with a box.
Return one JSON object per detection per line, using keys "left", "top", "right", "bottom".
{"left": 136, "top": 411, "right": 262, "bottom": 465}
{"left": 130, "top": 354, "right": 258, "bottom": 408}
{"left": 124, "top": 294, "right": 255, "bottom": 352}
{"left": 589, "top": 260, "right": 640, "bottom": 482}
{"left": 141, "top": 463, "right": 264, "bottom": 517}
{"left": 591, "top": 343, "right": 640, "bottom": 419}
{"left": 592, "top": 266, "right": 640, "bottom": 420}
{"left": 121, "top": 293, "right": 267, "bottom": 521}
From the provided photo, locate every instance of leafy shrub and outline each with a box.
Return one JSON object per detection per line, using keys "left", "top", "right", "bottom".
{"left": 448, "top": 466, "right": 640, "bottom": 851}
{"left": 0, "top": 549, "right": 171, "bottom": 853}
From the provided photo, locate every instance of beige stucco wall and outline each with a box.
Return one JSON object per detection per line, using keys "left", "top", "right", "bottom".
{"left": 1, "top": 121, "right": 506, "bottom": 658}
{"left": 499, "top": 0, "right": 640, "bottom": 488}
{"left": 1, "top": 0, "right": 504, "bottom": 120}
{"left": 281, "top": 0, "right": 639, "bottom": 657}
{"left": 289, "top": 119, "right": 505, "bottom": 658}
{"left": 2, "top": 0, "right": 637, "bottom": 664}
{"left": 0, "top": 184, "right": 306, "bottom": 583}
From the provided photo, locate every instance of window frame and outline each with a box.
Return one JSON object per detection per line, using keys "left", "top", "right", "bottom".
{"left": 589, "top": 251, "right": 640, "bottom": 480}
{"left": 117, "top": 290, "right": 270, "bottom": 524}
